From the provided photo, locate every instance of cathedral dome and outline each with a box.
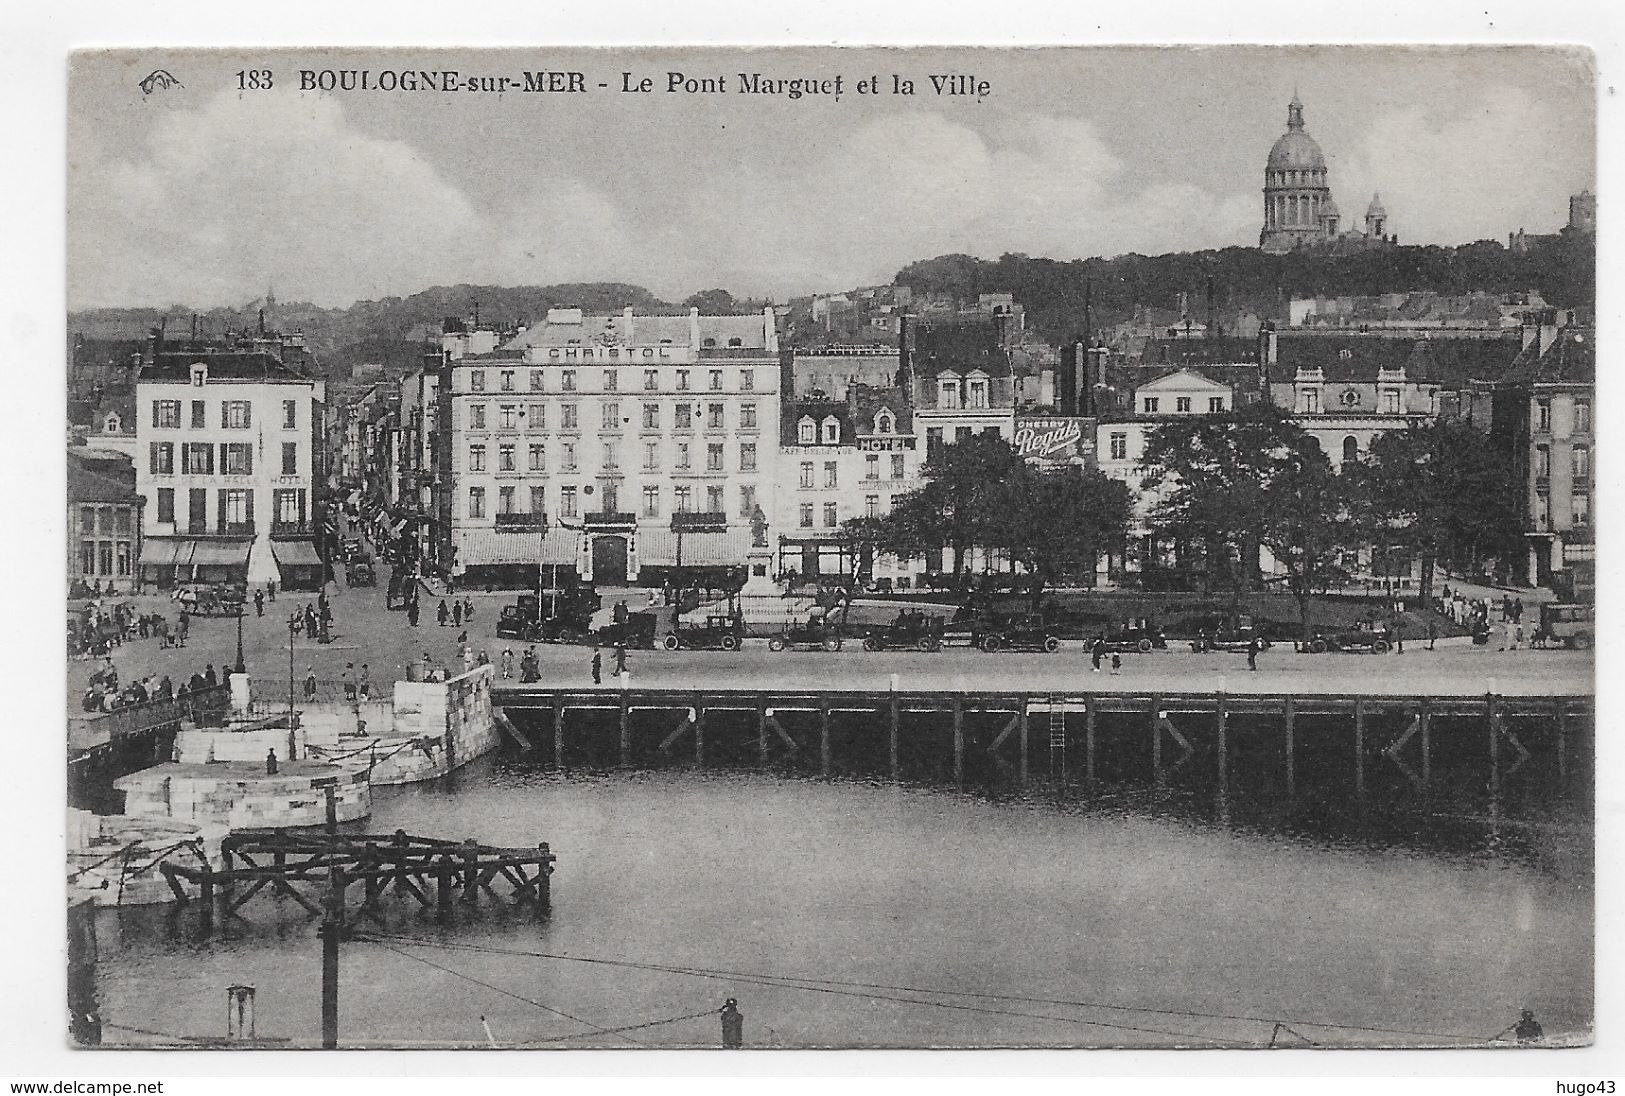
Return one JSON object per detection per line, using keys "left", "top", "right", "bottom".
{"left": 1267, "top": 130, "right": 1326, "bottom": 171}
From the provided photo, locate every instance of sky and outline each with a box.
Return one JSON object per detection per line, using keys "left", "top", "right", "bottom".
{"left": 66, "top": 45, "right": 1596, "bottom": 311}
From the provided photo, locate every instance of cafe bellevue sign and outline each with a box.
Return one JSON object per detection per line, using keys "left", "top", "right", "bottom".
{"left": 1013, "top": 416, "right": 1094, "bottom": 463}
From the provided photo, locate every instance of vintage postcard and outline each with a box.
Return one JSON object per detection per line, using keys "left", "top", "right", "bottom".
{"left": 61, "top": 44, "right": 1594, "bottom": 1051}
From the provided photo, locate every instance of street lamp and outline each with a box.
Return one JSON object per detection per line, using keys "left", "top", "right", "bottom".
{"left": 235, "top": 609, "right": 246, "bottom": 674}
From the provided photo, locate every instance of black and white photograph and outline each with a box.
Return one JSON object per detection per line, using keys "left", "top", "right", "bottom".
{"left": 36, "top": 31, "right": 1603, "bottom": 1062}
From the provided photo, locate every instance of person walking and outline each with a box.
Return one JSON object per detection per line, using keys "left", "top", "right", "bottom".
{"left": 304, "top": 665, "right": 317, "bottom": 700}
{"left": 590, "top": 647, "right": 602, "bottom": 685}
{"left": 1109, "top": 653, "right": 1122, "bottom": 676}
{"left": 614, "top": 640, "right": 628, "bottom": 678}
{"left": 253, "top": 589, "right": 265, "bottom": 617}
{"left": 268, "top": 579, "right": 277, "bottom": 602}
{"left": 1090, "top": 636, "right": 1105, "bottom": 672}
{"left": 204, "top": 663, "right": 218, "bottom": 687}
{"left": 358, "top": 663, "right": 371, "bottom": 701}
{"left": 452, "top": 599, "right": 464, "bottom": 628}
{"left": 1427, "top": 619, "right": 1437, "bottom": 651}
{"left": 1247, "top": 635, "right": 1261, "bottom": 672}
{"left": 477, "top": 648, "right": 490, "bottom": 667}
{"left": 463, "top": 596, "right": 475, "bottom": 622}
{"left": 176, "top": 611, "right": 189, "bottom": 649}
{"left": 437, "top": 600, "right": 449, "bottom": 627}
{"left": 501, "top": 648, "right": 514, "bottom": 679}
{"left": 343, "top": 662, "right": 357, "bottom": 702}
{"left": 407, "top": 599, "right": 420, "bottom": 627}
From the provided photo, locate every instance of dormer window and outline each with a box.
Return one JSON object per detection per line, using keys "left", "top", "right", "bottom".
{"left": 104, "top": 413, "right": 120, "bottom": 433}
{"left": 702, "top": 338, "right": 717, "bottom": 349}
{"left": 821, "top": 417, "right": 841, "bottom": 444}
{"left": 938, "top": 378, "right": 961, "bottom": 410}
{"left": 875, "top": 409, "right": 895, "bottom": 435}
{"left": 798, "top": 416, "right": 816, "bottom": 444}
{"left": 727, "top": 337, "right": 743, "bottom": 347}
{"left": 190, "top": 363, "right": 207, "bottom": 387}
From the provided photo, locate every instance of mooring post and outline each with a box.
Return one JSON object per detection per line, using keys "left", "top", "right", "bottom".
{"left": 888, "top": 693, "right": 900, "bottom": 782}
{"left": 320, "top": 862, "right": 344, "bottom": 1050}
{"left": 819, "top": 697, "right": 831, "bottom": 778}
{"left": 1017, "top": 697, "right": 1029, "bottom": 788}
{"left": 1555, "top": 700, "right": 1567, "bottom": 789}
{"left": 1283, "top": 696, "right": 1296, "bottom": 797}
{"left": 436, "top": 856, "right": 454, "bottom": 922}
{"left": 619, "top": 693, "right": 631, "bottom": 768}
{"left": 1419, "top": 702, "right": 1432, "bottom": 790}
{"left": 757, "top": 696, "right": 769, "bottom": 769}
{"left": 952, "top": 697, "right": 965, "bottom": 790}
{"left": 695, "top": 705, "right": 706, "bottom": 769}
{"left": 1354, "top": 697, "right": 1366, "bottom": 800}
{"left": 1488, "top": 692, "right": 1501, "bottom": 799}
{"left": 1084, "top": 694, "right": 1096, "bottom": 788}
{"left": 1150, "top": 697, "right": 1162, "bottom": 782}
{"left": 550, "top": 695, "right": 565, "bottom": 771}
{"left": 461, "top": 839, "right": 479, "bottom": 905}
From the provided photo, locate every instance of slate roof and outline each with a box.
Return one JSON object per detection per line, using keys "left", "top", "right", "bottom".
{"left": 1268, "top": 334, "right": 1521, "bottom": 385}
{"left": 780, "top": 398, "right": 852, "bottom": 446}
{"left": 141, "top": 350, "right": 313, "bottom": 383}
{"left": 910, "top": 320, "right": 1012, "bottom": 377}
{"left": 1494, "top": 330, "right": 1595, "bottom": 388}
{"left": 67, "top": 448, "right": 140, "bottom": 505}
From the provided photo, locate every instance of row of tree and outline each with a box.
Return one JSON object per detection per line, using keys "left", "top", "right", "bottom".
{"left": 845, "top": 409, "right": 1522, "bottom": 637}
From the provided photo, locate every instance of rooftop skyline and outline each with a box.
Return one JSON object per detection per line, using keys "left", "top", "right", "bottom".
{"left": 68, "top": 46, "right": 1595, "bottom": 312}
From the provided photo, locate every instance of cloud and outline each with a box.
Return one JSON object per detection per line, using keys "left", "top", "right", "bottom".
{"left": 69, "top": 90, "right": 483, "bottom": 309}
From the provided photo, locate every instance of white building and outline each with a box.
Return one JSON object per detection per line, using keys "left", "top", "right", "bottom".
{"left": 135, "top": 349, "right": 326, "bottom": 590}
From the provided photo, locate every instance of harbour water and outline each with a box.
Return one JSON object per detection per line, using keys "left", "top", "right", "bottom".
{"left": 93, "top": 745, "right": 1592, "bottom": 1049}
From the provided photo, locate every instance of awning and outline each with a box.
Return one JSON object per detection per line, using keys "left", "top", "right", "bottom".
{"left": 139, "top": 538, "right": 196, "bottom": 568}
{"left": 458, "top": 527, "right": 578, "bottom": 566}
{"left": 271, "top": 539, "right": 324, "bottom": 567}
{"left": 190, "top": 540, "right": 253, "bottom": 567}
{"left": 639, "top": 527, "right": 752, "bottom": 567}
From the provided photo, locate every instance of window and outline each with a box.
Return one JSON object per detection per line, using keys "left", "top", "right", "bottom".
{"left": 468, "top": 444, "right": 486, "bottom": 472}
{"left": 675, "top": 486, "right": 692, "bottom": 513}
{"left": 709, "top": 369, "right": 723, "bottom": 391}
{"left": 1574, "top": 398, "right": 1592, "bottom": 433}
{"left": 891, "top": 453, "right": 905, "bottom": 479}
{"left": 530, "top": 369, "right": 544, "bottom": 391}
{"left": 222, "top": 489, "right": 252, "bottom": 531}
{"left": 797, "top": 417, "right": 815, "bottom": 444}
{"left": 156, "top": 488, "right": 175, "bottom": 523}
{"left": 1110, "top": 432, "right": 1128, "bottom": 461}
{"left": 967, "top": 379, "right": 988, "bottom": 409}
{"left": 1536, "top": 399, "right": 1551, "bottom": 431}
{"left": 603, "top": 369, "right": 618, "bottom": 392}
{"left": 561, "top": 370, "right": 576, "bottom": 392}
{"left": 561, "top": 404, "right": 578, "bottom": 430}
{"left": 643, "top": 403, "right": 660, "bottom": 429}
{"left": 824, "top": 461, "right": 838, "bottom": 488}
{"left": 799, "top": 503, "right": 814, "bottom": 528}
{"left": 283, "top": 400, "right": 297, "bottom": 428}
{"left": 1572, "top": 445, "right": 1590, "bottom": 480}
{"left": 1535, "top": 445, "right": 1550, "bottom": 479}
{"left": 149, "top": 442, "right": 175, "bottom": 474}
{"left": 643, "top": 443, "right": 658, "bottom": 471}
{"left": 644, "top": 369, "right": 658, "bottom": 391}
{"left": 740, "top": 484, "right": 757, "bottom": 517}
{"left": 469, "top": 404, "right": 486, "bottom": 429}
{"left": 875, "top": 410, "right": 894, "bottom": 434}
{"left": 560, "top": 486, "right": 578, "bottom": 517}
{"left": 529, "top": 443, "right": 546, "bottom": 471}
{"left": 800, "top": 461, "right": 814, "bottom": 488}
{"left": 603, "top": 442, "right": 619, "bottom": 470}
{"left": 499, "top": 444, "right": 516, "bottom": 472}
{"left": 956, "top": 427, "right": 973, "bottom": 443}
{"left": 528, "top": 403, "right": 545, "bottom": 429}
{"left": 529, "top": 486, "right": 546, "bottom": 515}
{"left": 187, "top": 488, "right": 207, "bottom": 534}
{"left": 499, "top": 405, "right": 518, "bottom": 429}
{"left": 602, "top": 402, "right": 621, "bottom": 430}
{"left": 190, "top": 401, "right": 206, "bottom": 428}
{"left": 562, "top": 442, "right": 578, "bottom": 472}
{"left": 677, "top": 442, "right": 691, "bottom": 470}
{"left": 866, "top": 454, "right": 880, "bottom": 480}
{"left": 641, "top": 485, "right": 660, "bottom": 517}
{"left": 708, "top": 403, "right": 724, "bottom": 429}
{"left": 220, "top": 443, "right": 251, "bottom": 475}
{"left": 707, "top": 443, "right": 724, "bottom": 471}
{"left": 1302, "top": 389, "right": 1319, "bottom": 414}
{"left": 500, "top": 370, "right": 514, "bottom": 392}
{"left": 1342, "top": 436, "right": 1359, "bottom": 464}
{"left": 1143, "top": 397, "right": 1160, "bottom": 414}
{"left": 470, "top": 370, "right": 486, "bottom": 392}
{"left": 866, "top": 494, "right": 880, "bottom": 518}
{"left": 1381, "top": 389, "right": 1401, "bottom": 414}
{"left": 823, "top": 502, "right": 838, "bottom": 528}
{"left": 822, "top": 418, "right": 840, "bottom": 444}
{"left": 498, "top": 486, "right": 516, "bottom": 514}
{"left": 927, "top": 427, "right": 944, "bottom": 457}
{"left": 1176, "top": 397, "right": 1192, "bottom": 413}
{"left": 1572, "top": 492, "right": 1591, "bottom": 526}
{"left": 707, "top": 485, "right": 725, "bottom": 512}
{"left": 740, "top": 369, "right": 754, "bottom": 392}
{"left": 468, "top": 486, "right": 485, "bottom": 518}
{"left": 1534, "top": 491, "right": 1550, "bottom": 530}
{"left": 676, "top": 369, "right": 690, "bottom": 391}
{"left": 274, "top": 489, "right": 304, "bottom": 525}
{"left": 939, "top": 379, "right": 960, "bottom": 410}
{"left": 675, "top": 404, "right": 693, "bottom": 430}
{"left": 153, "top": 400, "right": 181, "bottom": 428}
{"left": 1209, "top": 397, "right": 1224, "bottom": 413}
{"left": 182, "top": 443, "right": 214, "bottom": 474}
{"left": 739, "top": 442, "right": 757, "bottom": 472}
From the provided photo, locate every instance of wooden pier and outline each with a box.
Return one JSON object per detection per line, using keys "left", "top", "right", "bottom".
{"left": 493, "top": 686, "right": 1593, "bottom": 803}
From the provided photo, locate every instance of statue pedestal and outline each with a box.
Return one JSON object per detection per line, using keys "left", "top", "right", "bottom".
{"left": 741, "top": 547, "right": 779, "bottom": 597}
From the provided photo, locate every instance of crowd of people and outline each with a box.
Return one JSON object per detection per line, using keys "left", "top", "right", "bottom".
{"left": 80, "top": 658, "right": 228, "bottom": 715}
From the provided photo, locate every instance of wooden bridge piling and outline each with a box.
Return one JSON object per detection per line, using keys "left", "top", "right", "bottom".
{"left": 952, "top": 697, "right": 965, "bottom": 790}
{"left": 1018, "top": 700, "right": 1029, "bottom": 788}
{"left": 819, "top": 698, "right": 831, "bottom": 778}
{"left": 1354, "top": 697, "right": 1366, "bottom": 800}
{"left": 888, "top": 694, "right": 900, "bottom": 782}
{"left": 1283, "top": 695, "right": 1296, "bottom": 798}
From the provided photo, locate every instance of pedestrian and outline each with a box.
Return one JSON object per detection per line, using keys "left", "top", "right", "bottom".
{"left": 268, "top": 579, "right": 277, "bottom": 602}
{"left": 456, "top": 629, "right": 468, "bottom": 646}
{"left": 1247, "top": 636, "right": 1260, "bottom": 672}
{"left": 438, "top": 600, "right": 449, "bottom": 627}
{"left": 453, "top": 599, "right": 463, "bottom": 628}
{"left": 1110, "top": 653, "right": 1121, "bottom": 676}
{"left": 1427, "top": 619, "right": 1437, "bottom": 651}
{"left": 253, "top": 589, "right": 265, "bottom": 617}
{"left": 463, "top": 596, "right": 475, "bottom": 622}
{"left": 343, "top": 662, "right": 357, "bottom": 701}
{"left": 1090, "top": 636, "right": 1105, "bottom": 672}
{"left": 176, "top": 611, "right": 189, "bottom": 648}
{"left": 591, "top": 647, "right": 602, "bottom": 685}
{"left": 462, "top": 646, "right": 474, "bottom": 673}
{"left": 1513, "top": 623, "right": 1524, "bottom": 650}
{"left": 1513, "top": 597, "right": 1524, "bottom": 624}
{"left": 477, "top": 649, "right": 490, "bottom": 667}
{"left": 157, "top": 675, "right": 172, "bottom": 701}
{"left": 407, "top": 599, "right": 420, "bottom": 627}
{"left": 501, "top": 648, "right": 514, "bottom": 679}
{"left": 614, "top": 641, "right": 628, "bottom": 677}
{"left": 613, "top": 600, "right": 628, "bottom": 625}
{"left": 304, "top": 666, "right": 317, "bottom": 700}
{"left": 204, "top": 663, "right": 217, "bottom": 687}
{"left": 359, "top": 663, "right": 371, "bottom": 701}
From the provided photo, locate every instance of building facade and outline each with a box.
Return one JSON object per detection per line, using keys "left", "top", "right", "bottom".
{"left": 135, "top": 348, "right": 326, "bottom": 590}
{"left": 68, "top": 447, "right": 144, "bottom": 595}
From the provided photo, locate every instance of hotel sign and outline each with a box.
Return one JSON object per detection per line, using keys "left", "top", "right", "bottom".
{"left": 1014, "top": 416, "right": 1093, "bottom": 462}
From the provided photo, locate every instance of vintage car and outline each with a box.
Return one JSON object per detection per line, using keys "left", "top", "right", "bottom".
{"left": 347, "top": 556, "right": 377, "bottom": 587}
{"left": 1537, "top": 603, "right": 1594, "bottom": 650}
{"left": 1087, "top": 621, "right": 1168, "bottom": 654}
{"left": 947, "top": 612, "right": 1062, "bottom": 654}
{"left": 860, "top": 610, "right": 945, "bottom": 652}
{"left": 662, "top": 614, "right": 746, "bottom": 652}
{"left": 1189, "top": 616, "right": 1273, "bottom": 653}
{"left": 767, "top": 614, "right": 845, "bottom": 652}
{"left": 1306, "top": 619, "right": 1393, "bottom": 654}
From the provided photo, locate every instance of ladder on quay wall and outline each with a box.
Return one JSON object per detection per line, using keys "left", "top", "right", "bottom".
{"left": 1048, "top": 695, "right": 1065, "bottom": 783}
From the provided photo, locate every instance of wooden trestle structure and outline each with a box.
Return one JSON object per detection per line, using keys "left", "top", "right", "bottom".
{"left": 160, "top": 829, "right": 555, "bottom": 923}
{"left": 493, "top": 686, "right": 1593, "bottom": 801}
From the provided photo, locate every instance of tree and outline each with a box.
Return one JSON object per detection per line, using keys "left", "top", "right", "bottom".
{"left": 1353, "top": 420, "right": 1524, "bottom": 600}
{"left": 681, "top": 288, "right": 737, "bottom": 313}
{"left": 1256, "top": 440, "right": 1363, "bottom": 643}
{"left": 1000, "top": 466, "right": 1132, "bottom": 610}
{"left": 832, "top": 516, "right": 888, "bottom": 628}
{"left": 907, "top": 433, "right": 1030, "bottom": 577}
